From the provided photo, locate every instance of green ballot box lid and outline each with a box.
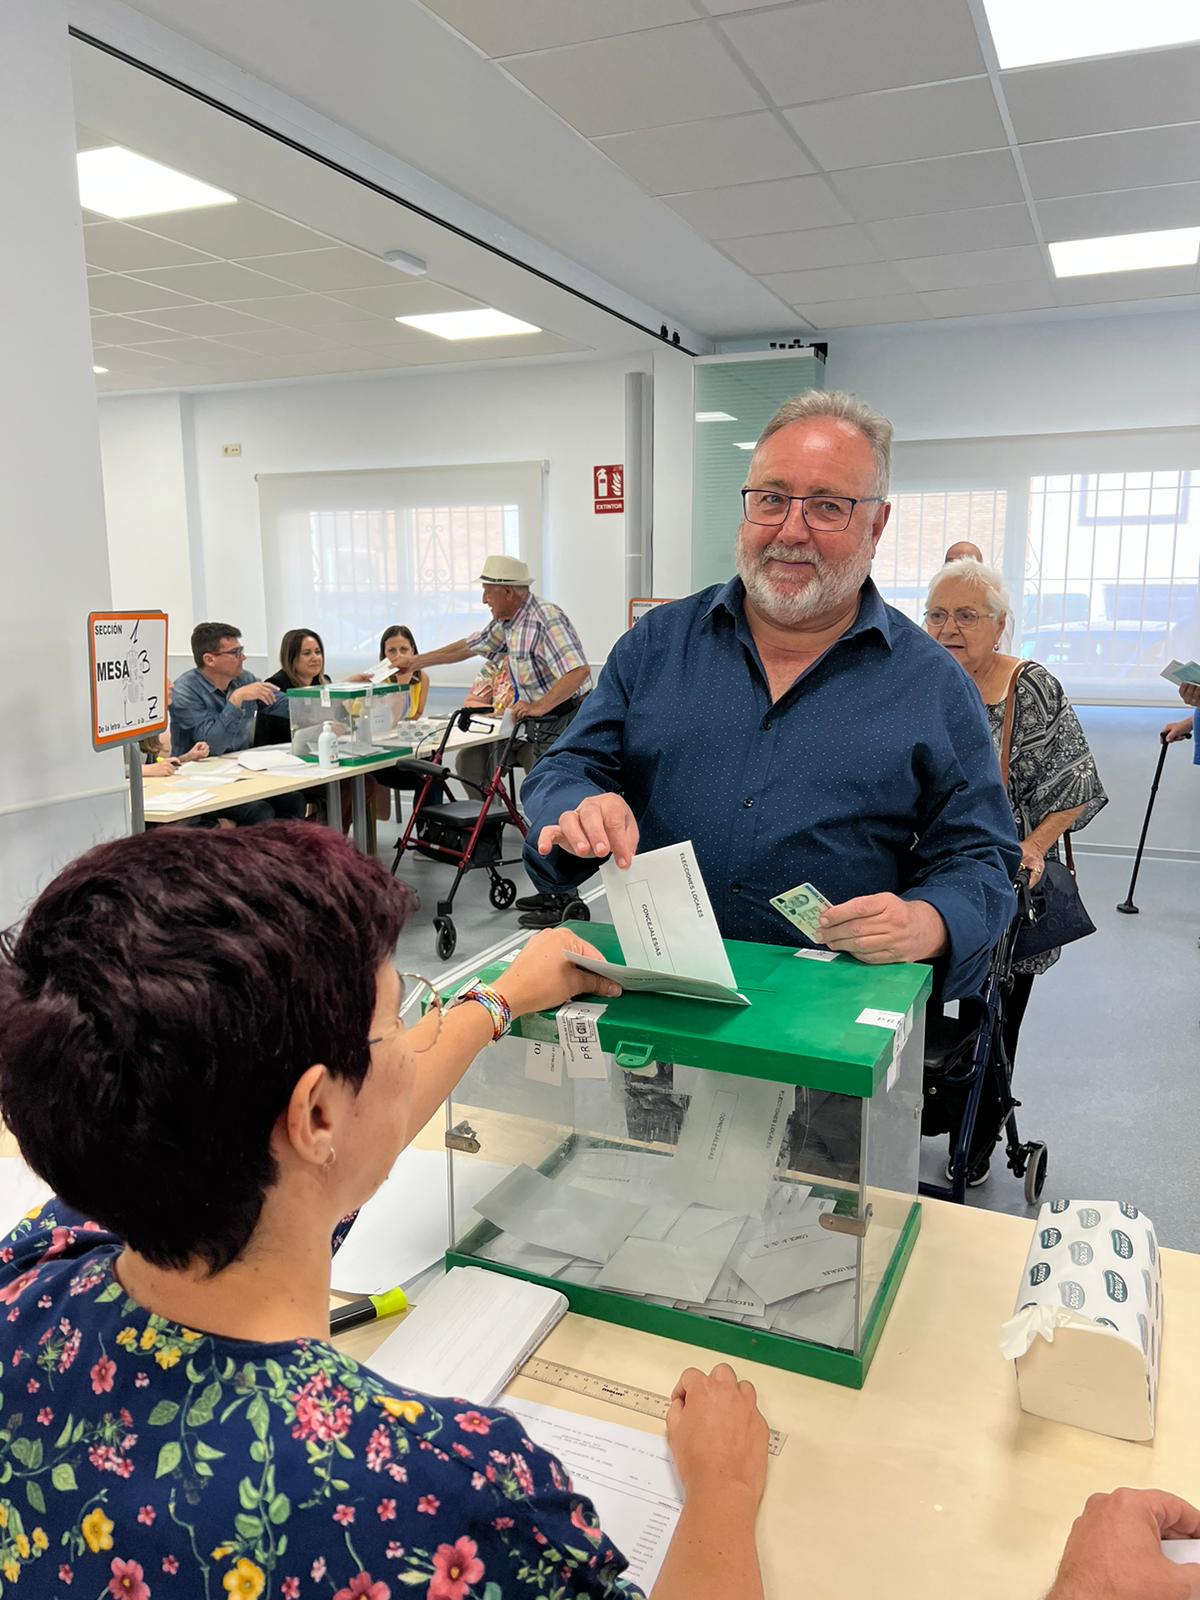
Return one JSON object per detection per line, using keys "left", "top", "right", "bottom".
{"left": 480, "top": 921, "right": 932, "bottom": 1097}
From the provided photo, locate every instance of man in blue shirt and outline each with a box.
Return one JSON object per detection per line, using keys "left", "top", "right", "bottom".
{"left": 171, "top": 623, "right": 305, "bottom": 825}
{"left": 521, "top": 390, "right": 1019, "bottom": 1002}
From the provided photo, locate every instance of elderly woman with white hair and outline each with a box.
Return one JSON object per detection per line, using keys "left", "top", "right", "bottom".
{"left": 924, "top": 558, "right": 1107, "bottom": 1184}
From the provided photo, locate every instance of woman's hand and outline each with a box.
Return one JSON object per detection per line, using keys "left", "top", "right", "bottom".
{"left": 1020, "top": 841, "right": 1046, "bottom": 885}
{"left": 667, "top": 1363, "right": 769, "bottom": 1509}
{"left": 182, "top": 742, "right": 208, "bottom": 763}
{"left": 346, "top": 670, "right": 373, "bottom": 683}
{"left": 144, "top": 757, "right": 180, "bottom": 778}
{"left": 492, "top": 927, "right": 621, "bottom": 1019}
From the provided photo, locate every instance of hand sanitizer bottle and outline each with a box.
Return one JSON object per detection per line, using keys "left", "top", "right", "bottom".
{"left": 317, "top": 720, "right": 339, "bottom": 767}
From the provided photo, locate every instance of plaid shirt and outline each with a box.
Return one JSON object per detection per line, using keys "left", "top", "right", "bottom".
{"left": 465, "top": 592, "right": 590, "bottom": 701}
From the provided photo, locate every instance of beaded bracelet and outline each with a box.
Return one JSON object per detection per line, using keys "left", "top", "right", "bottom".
{"left": 450, "top": 982, "right": 512, "bottom": 1043}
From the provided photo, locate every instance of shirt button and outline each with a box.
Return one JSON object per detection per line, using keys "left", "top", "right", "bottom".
{"left": 731, "top": 884, "right": 742, "bottom": 895}
{"left": 743, "top": 798, "right": 754, "bottom": 809}
{"left": 761, "top": 717, "right": 773, "bottom": 731}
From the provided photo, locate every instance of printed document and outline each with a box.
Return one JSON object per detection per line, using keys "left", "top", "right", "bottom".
{"left": 600, "top": 840, "right": 739, "bottom": 991}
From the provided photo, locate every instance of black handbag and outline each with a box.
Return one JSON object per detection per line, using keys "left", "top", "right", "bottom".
{"left": 1000, "top": 664, "right": 1096, "bottom": 962}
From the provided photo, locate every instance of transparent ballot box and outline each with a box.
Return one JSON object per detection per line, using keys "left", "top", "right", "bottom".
{"left": 286, "top": 681, "right": 415, "bottom": 767}
{"left": 443, "top": 923, "right": 930, "bottom": 1389}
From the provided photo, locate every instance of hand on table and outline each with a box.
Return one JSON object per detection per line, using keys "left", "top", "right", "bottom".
{"left": 816, "top": 893, "right": 947, "bottom": 964}
{"left": 1163, "top": 718, "right": 1194, "bottom": 744}
{"left": 230, "top": 682, "right": 278, "bottom": 709}
{"left": 492, "top": 926, "right": 622, "bottom": 1018}
{"left": 536, "top": 793, "right": 639, "bottom": 869}
{"left": 1045, "top": 1488, "right": 1200, "bottom": 1599}
{"left": 180, "top": 742, "right": 208, "bottom": 763}
{"left": 1020, "top": 842, "right": 1046, "bottom": 886}
{"left": 144, "top": 757, "right": 181, "bottom": 778}
{"left": 667, "top": 1363, "right": 768, "bottom": 1509}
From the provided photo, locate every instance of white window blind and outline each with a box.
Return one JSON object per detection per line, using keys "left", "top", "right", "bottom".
{"left": 881, "top": 428, "right": 1200, "bottom": 704}
{"left": 257, "top": 463, "right": 542, "bottom": 680}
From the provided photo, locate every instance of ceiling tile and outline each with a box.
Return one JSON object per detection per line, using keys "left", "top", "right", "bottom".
{"left": 211, "top": 326, "right": 350, "bottom": 356}
{"left": 127, "top": 261, "right": 300, "bottom": 300}
{"left": 665, "top": 174, "right": 851, "bottom": 239}
{"left": 897, "top": 243, "right": 1046, "bottom": 291}
{"left": 595, "top": 112, "right": 812, "bottom": 194}
{"left": 722, "top": 223, "right": 883, "bottom": 272}
{"left": 1021, "top": 125, "right": 1200, "bottom": 200}
{"left": 1036, "top": 184, "right": 1200, "bottom": 243}
{"left": 135, "top": 204, "right": 336, "bottom": 259}
{"left": 100, "top": 345, "right": 177, "bottom": 370}
{"left": 500, "top": 23, "right": 763, "bottom": 137}
{"left": 83, "top": 223, "right": 217, "bottom": 273}
{"left": 420, "top": 0, "right": 697, "bottom": 56}
{"left": 136, "top": 304, "right": 278, "bottom": 338}
{"left": 765, "top": 260, "right": 908, "bottom": 302}
{"left": 89, "top": 313, "right": 181, "bottom": 344}
{"left": 1053, "top": 265, "right": 1198, "bottom": 305}
{"left": 702, "top": 0, "right": 827, "bottom": 11}
{"left": 121, "top": 338, "right": 237, "bottom": 366}
{"left": 241, "top": 247, "right": 409, "bottom": 292}
{"left": 223, "top": 294, "right": 380, "bottom": 330}
{"left": 830, "top": 149, "right": 1024, "bottom": 221}
{"left": 866, "top": 203, "right": 1036, "bottom": 256}
{"left": 1001, "top": 44, "right": 1200, "bottom": 145}
{"left": 719, "top": 0, "right": 986, "bottom": 106}
{"left": 87, "top": 275, "right": 201, "bottom": 314}
{"left": 783, "top": 78, "right": 1006, "bottom": 171}
{"left": 86, "top": 264, "right": 108, "bottom": 278}
{"left": 802, "top": 292, "right": 927, "bottom": 327}
{"left": 919, "top": 281, "right": 1057, "bottom": 317}
{"left": 325, "top": 282, "right": 484, "bottom": 318}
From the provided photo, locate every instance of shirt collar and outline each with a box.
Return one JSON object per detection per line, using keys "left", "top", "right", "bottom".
{"left": 704, "top": 574, "right": 893, "bottom": 652}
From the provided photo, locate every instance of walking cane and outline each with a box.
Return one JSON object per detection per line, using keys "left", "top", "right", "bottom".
{"left": 1116, "top": 733, "right": 1177, "bottom": 914}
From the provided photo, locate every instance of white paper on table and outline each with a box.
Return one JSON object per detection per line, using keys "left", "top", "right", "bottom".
{"left": 498, "top": 1395, "right": 682, "bottom": 1593}
{"left": 600, "top": 840, "right": 737, "bottom": 990}
{"left": 666, "top": 1075, "right": 789, "bottom": 1214}
{"left": 476, "top": 1165, "right": 646, "bottom": 1264}
{"left": 237, "top": 748, "right": 308, "bottom": 772}
{"left": 732, "top": 1220, "right": 857, "bottom": 1305}
{"left": 0, "top": 1158, "right": 53, "bottom": 1236}
{"left": 1163, "top": 1541, "right": 1200, "bottom": 1565}
{"left": 330, "top": 1149, "right": 511, "bottom": 1295}
{"left": 150, "top": 788, "right": 216, "bottom": 810}
{"left": 597, "top": 1214, "right": 743, "bottom": 1302}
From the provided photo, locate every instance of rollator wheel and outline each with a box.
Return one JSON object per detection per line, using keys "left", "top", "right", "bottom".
{"left": 434, "top": 918, "right": 457, "bottom": 962}
{"left": 563, "top": 898, "right": 590, "bottom": 923}
{"left": 1023, "top": 1142, "right": 1048, "bottom": 1205}
{"left": 489, "top": 878, "right": 518, "bottom": 910}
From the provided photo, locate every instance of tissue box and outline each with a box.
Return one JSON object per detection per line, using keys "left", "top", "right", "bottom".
{"left": 1003, "top": 1200, "right": 1162, "bottom": 1441}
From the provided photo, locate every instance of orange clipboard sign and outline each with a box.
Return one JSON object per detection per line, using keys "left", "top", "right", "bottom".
{"left": 88, "top": 610, "right": 169, "bottom": 751}
{"left": 628, "top": 597, "right": 673, "bottom": 630}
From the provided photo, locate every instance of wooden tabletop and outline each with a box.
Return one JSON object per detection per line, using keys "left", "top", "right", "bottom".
{"left": 336, "top": 1197, "right": 1200, "bottom": 1599}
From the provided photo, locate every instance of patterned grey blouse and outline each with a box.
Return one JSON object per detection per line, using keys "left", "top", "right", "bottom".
{"left": 984, "top": 659, "right": 1107, "bottom": 975}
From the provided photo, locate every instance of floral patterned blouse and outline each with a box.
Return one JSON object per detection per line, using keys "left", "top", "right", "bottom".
{"left": 0, "top": 1202, "right": 644, "bottom": 1600}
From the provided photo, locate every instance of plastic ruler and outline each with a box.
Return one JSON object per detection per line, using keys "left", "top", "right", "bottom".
{"left": 519, "top": 1356, "right": 787, "bottom": 1456}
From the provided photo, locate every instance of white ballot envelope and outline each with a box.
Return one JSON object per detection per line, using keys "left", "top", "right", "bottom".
{"left": 999, "top": 1200, "right": 1163, "bottom": 1442}
{"left": 667, "top": 1076, "right": 789, "bottom": 1214}
{"left": 566, "top": 951, "right": 749, "bottom": 1007}
{"left": 600, "top": 841, "right": 740, "bottom": 990}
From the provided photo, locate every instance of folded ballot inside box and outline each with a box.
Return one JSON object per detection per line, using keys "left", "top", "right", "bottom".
{"left": 1000, "top": 1200, "right": 1163, "bottom": 1442}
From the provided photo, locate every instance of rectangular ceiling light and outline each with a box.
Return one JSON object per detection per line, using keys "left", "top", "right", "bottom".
{"left": 92, "top": 365, "right": 109, "bottom": 375}
{"left": 733, "top": 441, "right": 757, "bottom": 450}
{"left": 695, "top": 410, "right": 736, "bottom": 422}
{"left": 395, "top": 309, "right": 540, "bottom": 340}
{"left": 1049, "top": 226, "right": 1200, "bottom": 277}
{"left": 982, "top": 0, "right": 1200, "bottom": 69}
{"left": 77, "top": 146, "right": 236, "bottom": 219}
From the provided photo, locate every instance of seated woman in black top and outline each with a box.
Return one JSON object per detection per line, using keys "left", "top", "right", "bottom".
{"left": 253, "top": 628, "right": 330, "bottom": 747}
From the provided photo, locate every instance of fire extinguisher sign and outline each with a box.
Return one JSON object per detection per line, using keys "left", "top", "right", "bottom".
{"left": 593, "top": 463, "right": 624, "bottom": 514}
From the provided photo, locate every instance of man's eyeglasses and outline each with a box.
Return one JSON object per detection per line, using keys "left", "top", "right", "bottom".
{"left": 741, "top": 488, "right": 884, "bottom": 532}
{"left": 924, "top": 608, "right": 996, "bottom": 631}
{"left": 211, "top": 647, "right": 247, "bottom": 660}
{"left": 368, "top": 972, "right": 442, "bottom": 1055}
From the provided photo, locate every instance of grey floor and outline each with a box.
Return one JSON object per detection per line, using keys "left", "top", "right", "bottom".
{"left": 374, "top": 801, "right": 1200, "bottom": 1251}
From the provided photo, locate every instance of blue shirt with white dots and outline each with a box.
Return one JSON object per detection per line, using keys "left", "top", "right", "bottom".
{"left": 522, "top": 577, "right": 1020, "bottom": 1000}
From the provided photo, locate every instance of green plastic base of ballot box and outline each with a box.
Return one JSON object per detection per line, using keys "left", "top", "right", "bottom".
{"left": 296, "top": 750, "right": 398, "bottom": 770}
{"left": 447, "top": 1201, "right": 919, "bottom": 1389}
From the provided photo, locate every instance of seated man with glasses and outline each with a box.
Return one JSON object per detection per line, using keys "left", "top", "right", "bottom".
{"left": 521, "top": 389, "right": 1019, "bottom": 1002}
{"left": 170, "top": 622, "right": 306, "bottom": 825}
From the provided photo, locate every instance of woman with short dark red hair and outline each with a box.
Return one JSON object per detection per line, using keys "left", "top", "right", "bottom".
{"left": 0, "top": 824, "right": 767, "bottom": 1599}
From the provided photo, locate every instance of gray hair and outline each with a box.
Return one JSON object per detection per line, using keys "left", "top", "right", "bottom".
{"left": 927, "top": 557, "right": 1011, "bottom": 621}
{"left": 758, "top": 389, "right": 893, "bottom": 499}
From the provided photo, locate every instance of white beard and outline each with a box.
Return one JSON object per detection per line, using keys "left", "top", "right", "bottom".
{"left": 736, "top": 530, "right": 874, "bottom": 625}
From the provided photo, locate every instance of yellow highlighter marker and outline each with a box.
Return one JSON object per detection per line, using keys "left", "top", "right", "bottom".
{"left": 329, "top": 1287, "right": 408, "bottom": 1335}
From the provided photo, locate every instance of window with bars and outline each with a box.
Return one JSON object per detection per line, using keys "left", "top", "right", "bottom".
{"left": 875, "top": 490, "right": 1008, "bottom": 625}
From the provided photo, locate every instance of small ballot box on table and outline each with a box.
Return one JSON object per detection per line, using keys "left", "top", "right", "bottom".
{"left": 442, "top": 923, "right": 930, "bottom": 1389}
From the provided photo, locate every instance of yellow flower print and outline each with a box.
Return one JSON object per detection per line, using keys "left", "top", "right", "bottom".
{"left": 82, "top": 1507, "right": 114, "bottom": 1554}
{"left": 222, "top": 1557, "right": 266, "bottom": 1598}
{"left": 115, "top": 1327, "right": 138, "bottom": 1350}
{"left": 31, "top": 1529, "right": 47, "bottom": 1552}
{"left": 155, "top": 1346, "right": 181, "bottom": 1370}
{"left": 139, "top": 1326, "right": 158, "bottom": 1352}
{"left": 14, "top": 1534, "right": 28, "bottom": 1558}
{"left": 211, "top": 1545, "right": 234, "bottom": 1561}
{"left": 181, "top": 1328, "right": 202, "bottom": 1342}
{"left": 0, "top": 1503, "right": 8, "bottom": 1528}
{"left": 378, "top": 1395, "right": 425, "bottom": 1424}
{"left": 2, "top": 1558, "right": 17, "bottom": 1583}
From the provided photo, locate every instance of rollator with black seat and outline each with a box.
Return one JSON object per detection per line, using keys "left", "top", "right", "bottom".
{"left": 388, "top": 708, "right": 530, "bottom": 962}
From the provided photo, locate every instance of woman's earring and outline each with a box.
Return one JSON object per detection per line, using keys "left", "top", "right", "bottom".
{"left": 324, "top": 1146, "right": 337, "bottom": 1169}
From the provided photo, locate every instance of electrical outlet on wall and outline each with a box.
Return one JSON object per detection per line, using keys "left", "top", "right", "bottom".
{"left": 222, "top": 443, "right": 242, "bottom": 458}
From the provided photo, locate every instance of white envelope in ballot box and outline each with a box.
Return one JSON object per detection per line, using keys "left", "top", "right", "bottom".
{"left": 999, "top": 1200, "right": 1163, "bottom": 1442}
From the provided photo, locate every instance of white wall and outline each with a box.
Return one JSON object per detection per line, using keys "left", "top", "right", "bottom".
{"left": 99, "top": 391, "right": 195, "bottom": 625}
{"left": 0, "top": 0, "right": 125, "bottom": 926}
{"left": 102, "top": 356, "right": 648, "bottom": 674}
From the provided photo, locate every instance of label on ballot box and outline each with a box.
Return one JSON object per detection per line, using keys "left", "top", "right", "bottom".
{"left": 999, "top": 1200, "right": 1163, "bottom": 1441}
